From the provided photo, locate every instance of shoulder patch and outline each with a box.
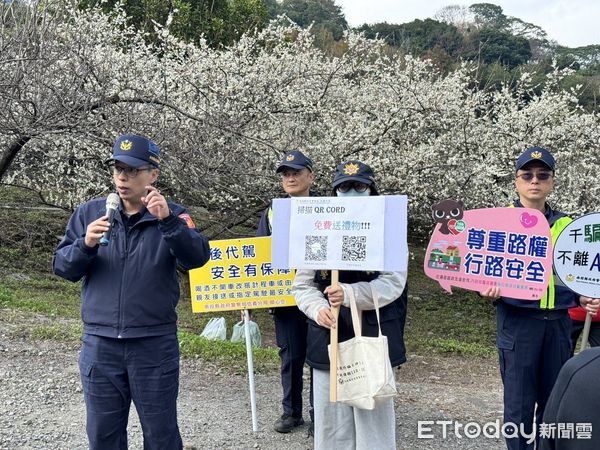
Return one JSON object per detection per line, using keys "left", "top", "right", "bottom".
{"left": 178, "top": 213, "right": 196, "bottom": 229}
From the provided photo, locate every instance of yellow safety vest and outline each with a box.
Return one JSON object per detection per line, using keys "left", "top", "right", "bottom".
{"left": 542, "top": 216, "right": 571, "bottom": 309}
{"left": 267, "top": 206, "right": 273, "bottom": 234}
{"left": 508, "top": 204, "right": 571, "bottom": 309}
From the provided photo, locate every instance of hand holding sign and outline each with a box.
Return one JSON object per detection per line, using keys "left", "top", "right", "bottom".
{"left": 553, "top": 213, "right": 600, "bottom": 351}
{"left": 553, "top": 213, "right": 600, "bottom": 299}
{"left": 272, "top": 195, "right": 408, "bottom": 402}
{"left": 480, "top": 285, "right": 501, "bottom": 300}
{"left": 580, "top": 296, "right": 600, "bottom": 315}
{"left": 425, "top": 201, "right": 553, "bottom": 300}
{"left": 324, "top": 284, "right": 344, "bottom": 308}
{"left": 317, "top": 283, "right": 344, "bottom": 329}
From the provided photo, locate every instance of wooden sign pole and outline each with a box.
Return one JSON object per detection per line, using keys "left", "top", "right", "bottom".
{"left": 329, "top": 269, "right": 340, "bottom": 402}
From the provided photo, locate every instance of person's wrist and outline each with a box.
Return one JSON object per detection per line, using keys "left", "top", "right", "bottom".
{"left": 316, "top": 306, "right": 327, "bottom": 325}
{"left": 158, "top": 208, "right": 173, "bottom": 221}
{"left": 79, "top": 237, "right": 99, "bottom": 255}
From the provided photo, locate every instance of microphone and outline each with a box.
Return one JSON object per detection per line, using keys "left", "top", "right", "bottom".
{"left": 99, "top": 193, "right": 120, "bottom": 246}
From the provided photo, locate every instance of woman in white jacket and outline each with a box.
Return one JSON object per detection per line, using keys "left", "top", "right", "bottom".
{"left": 293, "top": 160, "right": 408, "bottom": 450}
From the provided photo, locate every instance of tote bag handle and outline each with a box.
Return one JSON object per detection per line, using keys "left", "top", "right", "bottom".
{"left": 340, "top": 283, "right": 384, "bottom": 337}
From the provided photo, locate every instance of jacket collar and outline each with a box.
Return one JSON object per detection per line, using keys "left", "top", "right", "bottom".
{"left": 513, "top": 198, "right": 564, "bottom": 225}
{"left": 114, "top": 200, "right": 157, "bottom": 225}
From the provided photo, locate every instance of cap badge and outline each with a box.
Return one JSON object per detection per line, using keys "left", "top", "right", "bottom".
{"left": 531, "top": 151, "right": 542, "bottom": 159}
{"left": 120, "top": 140, "right": 133, "bottom": 151}
{"left": 343, "top": 163, "right": 360, "bottom": 176}
{"left": 286, "top": 155, "right": 295, "bottom": 161}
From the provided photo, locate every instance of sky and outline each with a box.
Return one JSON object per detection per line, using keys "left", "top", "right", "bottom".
{"left": 336, "top": 0, "right": 600, "bottom": 48}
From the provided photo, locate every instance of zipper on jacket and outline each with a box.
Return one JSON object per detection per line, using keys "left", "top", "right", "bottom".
{"left": 117, "top": 215, "right": 158, "bottom": 337}
{"left": 117, "top": 225, "right": 130, "bottom": 338}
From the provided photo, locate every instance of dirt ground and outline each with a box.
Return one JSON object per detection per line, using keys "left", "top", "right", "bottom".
{"left": 0, "top": 311, "right": 505, "bottom": 449}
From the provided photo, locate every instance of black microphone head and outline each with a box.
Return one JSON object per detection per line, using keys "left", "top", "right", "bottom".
{"left": 106, "top": 193, "right": 120, "bottom": 212}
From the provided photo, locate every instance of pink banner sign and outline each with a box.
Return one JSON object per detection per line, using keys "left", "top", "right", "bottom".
{"left": 424, "top": 202, "right": 552, "bottom": 300}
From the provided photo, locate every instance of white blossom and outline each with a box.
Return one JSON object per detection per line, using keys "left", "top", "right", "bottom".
{"left": 1, "top": 4, "right": 598, "bottom": 236}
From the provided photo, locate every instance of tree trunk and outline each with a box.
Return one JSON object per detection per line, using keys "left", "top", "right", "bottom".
{"left": 0, "top": 136, "right": 30, "bottom": 181}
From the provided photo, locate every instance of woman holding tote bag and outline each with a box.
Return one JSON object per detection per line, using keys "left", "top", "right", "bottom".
{"left": 293, "top": 161, "right": 408, "bottom": 450}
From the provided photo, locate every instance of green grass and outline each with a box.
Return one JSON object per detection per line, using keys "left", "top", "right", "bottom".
{"left": 0, "top": 285, "right": 14, "bottom": 304}
{"left": 0, "top": 185, "right": 42, "bottom": 206}
{"left": 0, "top": 250, "right": 498, "bottom": 365}
{"left": 0, "top": 184, "right": 498, "bottom": 366}
{"left": 0, "top": 273, "right": 280, "bottom": 373}
{"left": 0, "top": 275, "right": 81, "bottom": 318}
{"left": 0, "top": 186, "right": 71, "bottom": 273}
{"left": 404, "top": 246, "right": 497, "bottom": 356}
{"left": 178, "top": 330, "right": 279, "bottom": 373}
{"left": 26, "top": 322, "right": 83, "bottom": 341}
{"left": 406, "top": 293, "right": 496, "bottom": 356}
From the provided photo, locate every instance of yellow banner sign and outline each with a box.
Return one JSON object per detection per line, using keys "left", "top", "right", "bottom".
{"left": 189, "top": 237, "right": 296, "bottom": 312}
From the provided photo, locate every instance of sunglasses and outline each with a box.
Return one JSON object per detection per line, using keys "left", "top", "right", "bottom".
{"left": 517, "top": 172, "right": 553, "bottom": 181}
{"left": 337, "top": 181, "right": 370, "bottom": 193}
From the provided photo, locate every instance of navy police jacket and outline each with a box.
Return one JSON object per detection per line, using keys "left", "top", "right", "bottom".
{"left": 256, "top": 205, "right": 272, "bottom": 237}
{"left": 305, "top": 270, "right": 408, "bottom": 370}
{"left": 256, "top": 191, "right": 318, "bottom": 237}
{"left": 53, "top": 197, "right": 210, "bottom": 338}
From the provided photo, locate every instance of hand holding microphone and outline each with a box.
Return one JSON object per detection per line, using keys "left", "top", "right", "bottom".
{"left": 84, "top": 193, "right": 119, "bottom": 248}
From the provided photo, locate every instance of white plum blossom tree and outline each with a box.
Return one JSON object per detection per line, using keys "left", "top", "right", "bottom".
{"left": 1, "top": 2, "right": 599, "bottom": 237}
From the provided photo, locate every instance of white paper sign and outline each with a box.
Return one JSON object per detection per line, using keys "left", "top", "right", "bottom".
{"left": 271, "top": 195, "right": 408, "bottom": 271}
{"left": 287, "top": 196, "right": 386, "bottom": 270}
{"left": 553, "top": 213, "right": 600, "bottom": 298}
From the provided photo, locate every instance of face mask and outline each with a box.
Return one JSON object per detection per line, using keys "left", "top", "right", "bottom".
{"left": 336, "top": 188, "right": 370, "bottom": 197}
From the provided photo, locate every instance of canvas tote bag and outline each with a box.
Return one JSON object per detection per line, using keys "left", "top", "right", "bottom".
{"left": 330, "top": 284, "right": 397, "bottom": 410}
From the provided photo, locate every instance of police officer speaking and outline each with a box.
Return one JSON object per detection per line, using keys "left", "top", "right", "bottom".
{"left": 53, "top": 134, "right": 210, "bottom": 450}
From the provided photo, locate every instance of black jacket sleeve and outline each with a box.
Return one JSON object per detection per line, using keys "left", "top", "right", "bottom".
{"left": 53, "top": 204, "right": 100, "bottom": 282}
{"left": 256, "top": 206, "right": 272, "bottom": 237}
{"left": 158, "top": 206, "right": 210, "bottom": 271}
{"left": 540, "top": 348, "right": 600, "bottom": 450}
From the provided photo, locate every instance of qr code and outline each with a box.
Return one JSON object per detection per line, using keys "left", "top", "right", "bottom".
{"left": 305, "top": 235, "right": 328, "bottom": 261}
{"left": 342, "top": 236, "right": 367, "bottom": 261}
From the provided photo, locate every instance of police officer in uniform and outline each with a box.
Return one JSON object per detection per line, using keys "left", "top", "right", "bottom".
{"left": 53, "top": 134, "right": 210, "bottom": 449}
{"left": 482, "top": 147, "right": 600, "bottom": 450}
{"left": 257, "top": 150, "right": 315, "bottom": 433}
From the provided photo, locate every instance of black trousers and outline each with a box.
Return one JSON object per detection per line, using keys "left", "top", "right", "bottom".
{"left": 496, "top": 303, "right": 571, "bottom": 450}
{"left": 79, "top": 333, "right": 182, "bottom": 450}
{"left": 273, "top": 306, "right": 313, "bottom": 419}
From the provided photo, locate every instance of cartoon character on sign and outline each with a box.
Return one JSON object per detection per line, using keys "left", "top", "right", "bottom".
{"left": 431, "top": 199, "right": 465, "bottom": 235}
{"left": 424, "top": 200, "right": 553, "bottom": 300}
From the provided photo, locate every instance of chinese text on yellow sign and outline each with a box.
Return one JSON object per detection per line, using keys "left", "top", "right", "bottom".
{"left": 189, "top": 237, "right": 296, "bottom": 312}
